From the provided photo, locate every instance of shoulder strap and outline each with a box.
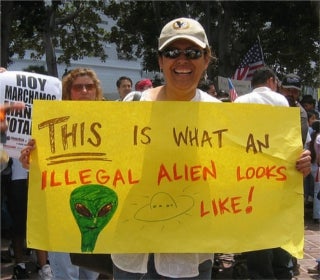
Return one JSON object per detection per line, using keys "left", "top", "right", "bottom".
{"left": 132, "top": 92, "right": 142, "bottom": 101}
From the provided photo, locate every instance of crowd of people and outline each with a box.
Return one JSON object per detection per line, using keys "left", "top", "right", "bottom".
{"left": 1, "top": 16, "right": 317, "bottom": 280}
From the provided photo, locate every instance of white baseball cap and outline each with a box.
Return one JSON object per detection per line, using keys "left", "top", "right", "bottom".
{"left": 158, "top": 17, "right": 209, "bottom": 51}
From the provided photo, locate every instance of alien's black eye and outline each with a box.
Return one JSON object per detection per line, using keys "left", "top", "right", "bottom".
{"left": 97, "top": 203, "right": 113, "bottom": 217}
{"left": 75, "top": 203, "right": 92, "bottom": 217}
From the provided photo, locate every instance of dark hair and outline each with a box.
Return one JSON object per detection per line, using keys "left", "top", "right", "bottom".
{"left": 198, "top": 79, "right": 214, "bottom": 91}
{"left": 307, "top": 109, "right": 319, "bottom": 121}
{"left": 116, "top": 76, "right": 132, "bottom": 88}
{"left": 301, "top": 95, "right": 316, "bottom": 105}
{"left": 251, "top": 67, "right": 276, "bottom": 88}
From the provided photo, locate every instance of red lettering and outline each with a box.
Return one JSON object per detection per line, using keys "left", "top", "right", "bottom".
{"left": 40, "top": 168, "right": 139, "bottom": 189}
{"left": 218, "top": 198, "right": 230, "bottom": 214}
{"left": 96, "top": 169, "right": 110, "bottom": 184}
{"left": 173, "top": 163, "right": 182, "bottom": 180}
{"left": 157, "top": 161, "right": 217, "bottom": 185}
{"left": 157, "top": 164, "right": 172, "bottom": 185}
{"left": 113, "top": 169, "right": 125, "bottom": 186}
{"left": 128, "top": 169, "right": 140, "bottom": 184}
{"left": 211, "top": 199, "right": 219, "bottom": 216}
{"left": 203, "top": 161, "right": 217, "bottom": 180}
{"left": 230, "top": 196, "right": 241, "bottom": 214}
{"left": 276, "top": 166, "right": 287, "bottom": 181}
{"left": 42, "top": 171, "right": 47, "bottom": 190}
{"left": 65, "top": 169, "right": 76, "bottom": 185}
{"left": 79, "top": 169, "right": 92, "bottom": 184}
{"left": 50, "top": 170, "right": 62, "bottom": 187}
{"left": 190, "top": 165, "right": 201, "bottom": 181}
{"left": 236, "top": 165, "right": 287, "bottom": 181}
{"left": 200, "top": 195, "right": 249, "bottom": 217}
{"left": 200, "top": 201, "right": 210, "bottom": 217}
{"left": 256, "top": 167, "right": 265, "bottom": 178}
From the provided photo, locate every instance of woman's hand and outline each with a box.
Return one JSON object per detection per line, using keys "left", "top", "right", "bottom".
{"left": 0, "top": 103, "right": 25, "bottom": 132}
{"left": 296, "top": 149, "right": 311, "bottom": 177}
{"left": 19, "top": 139, "right": 36, "bottom": 170}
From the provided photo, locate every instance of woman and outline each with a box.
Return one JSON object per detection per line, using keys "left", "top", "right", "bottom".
{"left": 20, "top": 19, "right": 311, "bottom": 279}
{"left": 113, "top": 17, "right": 311, "bottom": 280}
{"left": 20, "top": 68, "right": 103, "bottom": 280}
{"left": 111, "top": 18, "right": 220, "bottom": 279}
{"left": 48, "top": 68, "right": 103, "bottom": 280}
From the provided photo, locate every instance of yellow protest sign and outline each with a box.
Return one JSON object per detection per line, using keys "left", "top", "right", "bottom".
{"left": 27, "top": 100, "right": 304, "bottom": 257}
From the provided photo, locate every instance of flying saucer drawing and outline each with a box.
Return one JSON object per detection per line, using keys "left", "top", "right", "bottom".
{"left": 134, "top": 192, "right": 194, "bottom": 222}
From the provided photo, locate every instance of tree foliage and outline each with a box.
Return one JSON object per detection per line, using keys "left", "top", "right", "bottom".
{"left": 104, "top": 1, "right": 319, "bottom": 87}
{"left": 1, "top": 0, "right": 109, "bottom": 77}
{"left": 2, "top": 1, "right": 319, "bottom": 87}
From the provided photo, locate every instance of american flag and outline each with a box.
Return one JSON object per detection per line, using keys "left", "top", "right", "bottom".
{"left": 228, "top": 78, "right": 238, "bottom": 102}
{"left": 233, "top": 40, "right": 264, "bottom": 80}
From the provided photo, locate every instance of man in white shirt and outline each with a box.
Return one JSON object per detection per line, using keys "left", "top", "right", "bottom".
{"left": 235, "top": 67, "right": 295, "bottom": 279}
{"left": 234, "top": 66, "right": 288, "bottom": 107}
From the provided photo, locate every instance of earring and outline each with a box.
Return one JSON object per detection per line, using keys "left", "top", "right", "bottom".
{"left": 204, "top": 72, "right": 208, "bottom": 81}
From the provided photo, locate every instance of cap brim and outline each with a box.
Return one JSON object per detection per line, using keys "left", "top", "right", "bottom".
{"left": 159, "top": 35, "right": 207, "bottom": 51}
{"left": 282, "top": 85, "right": 301, "bottom": 90}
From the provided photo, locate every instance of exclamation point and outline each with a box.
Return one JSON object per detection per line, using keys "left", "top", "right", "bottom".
{"left": 246, "top": 186, "right": 254, "bottom": 214}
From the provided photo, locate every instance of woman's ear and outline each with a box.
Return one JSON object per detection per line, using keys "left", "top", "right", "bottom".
{"left": 204, "top": 54, "right": 211, "bottom": 69}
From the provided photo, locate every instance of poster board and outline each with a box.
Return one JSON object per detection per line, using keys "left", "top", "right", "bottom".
{"left": 27, "top": 101, "right": 304, "bottom": 257}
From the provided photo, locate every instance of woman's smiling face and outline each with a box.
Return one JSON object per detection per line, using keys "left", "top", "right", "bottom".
{"left": 159, "top": 39, "right": 210, "bottom": 93}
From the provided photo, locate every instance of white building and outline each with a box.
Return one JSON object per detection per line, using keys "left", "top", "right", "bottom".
{"left": 7, "top": 15, "right": 154, "bottom": 100}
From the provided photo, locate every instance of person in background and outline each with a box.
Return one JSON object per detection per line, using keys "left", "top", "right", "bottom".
{"left": 301, "top": 95, "right": 317, "bottom": 112}
{"left": 280, "top": 73, "right": 313, "bottom": 276}
{"left": 8, "top": 158, "right": 30, "bottom": 279}
{"left": 235, "top": 67, "right": 288, "bottom": 105}
{"left": 1, "top": 69, "right": 50, "bottom": 279}
{"left": 0, "top": 103, "right": 26, "bottom": 132}
{"left": 116, "top": 76, "right": 133, "bottom": 100}
{"left": 235, "top": 66, "right": 311, "bottom": 279}
{"left": 307, "top": 110, "right": 319, "bottom": 133}
{"left": 280, "top": 73, "right": 309, "bottom": 147}
{"left": 135, "top": 78, "right": 153, "bottom": 92}
{"left": 0, "top": 102, "right": 31, "bottom": 279}
{"left": 19, "top": 68, "right": 103, "bottom": 280}
{"left": 198, "top": 79, "right": 217, "bottom": 97}
{"left": 217, "top": 90, "right": 230, "bottom": 102}
{"left": 0, "top": 103, "right": 25, "bottom": 171}
{"left": 304, "top": 109, "right": 319, "bottom": 207}
{"left": 309, "top": 120, "right": 320, "bottom": 224}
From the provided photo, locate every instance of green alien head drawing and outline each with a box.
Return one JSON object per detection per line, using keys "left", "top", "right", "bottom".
{"left": 70, "top": 184, "right": 118, "bottom": 252}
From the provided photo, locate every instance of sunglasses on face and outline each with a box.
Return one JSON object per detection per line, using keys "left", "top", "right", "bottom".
{"left": 72, "top": 84, "right": 96, "bottom": 92}
{"left": 160, "top": 49, "right": 206, "bottom": 59}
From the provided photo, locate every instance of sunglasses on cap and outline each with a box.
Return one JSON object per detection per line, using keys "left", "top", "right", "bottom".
{"left": 159, "top": 48, "right": 206, "bottom": 59}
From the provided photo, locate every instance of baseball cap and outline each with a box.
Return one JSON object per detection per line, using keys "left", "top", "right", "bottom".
{"left": 158, "top": 18, "right": 209, "bottom": 51}
{"left": 281, "top": 74, "right": 301, "bottom": 90}
{"left": 135, "top": 79, "right": 153, "bottom": 91}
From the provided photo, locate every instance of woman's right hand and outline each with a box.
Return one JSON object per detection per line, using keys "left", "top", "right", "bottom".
{"left": 1, "top": 103, "right": 25, "bottom": 132}
{"left": 19, "top": 139, "right": 36, "bottom": 170}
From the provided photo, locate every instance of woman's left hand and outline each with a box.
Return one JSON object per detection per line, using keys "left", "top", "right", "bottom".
{"left": 296, "top": 149, "right": 311, "bottom": 177}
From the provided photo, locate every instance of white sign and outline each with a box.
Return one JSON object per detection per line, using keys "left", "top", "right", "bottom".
{"left": 0, "top": 71, "right": 62, "bottom": 158}
{"left": 218, "top": 76, "right": 251, "bottom": 96}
